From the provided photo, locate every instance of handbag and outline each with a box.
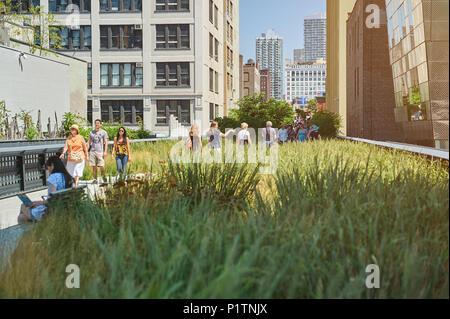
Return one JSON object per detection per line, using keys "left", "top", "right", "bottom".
{"left": 70, "top": 151, "right": 84, "bottom": 162}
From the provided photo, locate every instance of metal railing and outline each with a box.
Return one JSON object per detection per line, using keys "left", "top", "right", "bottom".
{"left": 337, "top": 136, "right": 449, "bottom": 161}
{"left": 0, "top": 145, "right": 63, "bottom": 199}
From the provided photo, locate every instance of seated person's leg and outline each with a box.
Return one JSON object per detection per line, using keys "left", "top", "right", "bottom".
{"left": 18, "top": 203, "right": 32, "bottom": 223}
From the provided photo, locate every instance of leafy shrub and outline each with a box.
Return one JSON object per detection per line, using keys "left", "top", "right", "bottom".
{"left": 311, "top": 110, "right": 342, "bottom": 138}
{"left": 25, "top": 126, "right": 38, "bottom": 141}
{"left": 214, "top": 116, "right": 241, "bottom": 132}
{"left": 229, "top": 93, "right": 294, "bottom": 129}
{"left": 62, "top": 113, "right": 153, "bottom": 140}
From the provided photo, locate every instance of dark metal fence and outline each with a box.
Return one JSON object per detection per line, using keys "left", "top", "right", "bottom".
{"left": 0, "top": 144, "right": 64, "bottom": 199}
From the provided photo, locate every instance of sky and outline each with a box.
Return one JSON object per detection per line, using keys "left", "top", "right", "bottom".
{"left": 239, "top": 0, "right": 326, "bottom": 62}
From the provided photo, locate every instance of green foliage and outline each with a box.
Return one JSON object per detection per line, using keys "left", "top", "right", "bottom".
{"left": 307, "top": 98, "right": 317, "bottom": 111}
{"left": 230, "top": 93, "right": 294, "bottom": 129}
{"left": 62, "top": 112, "right": 153, "bottom": 141}
{"left": 0, "top": 140, "right": 447, "bottom": 298}
{"left": 214, "top": 116, "right": 240, "bottom": 132}
{"left": 311, "top": 110, "right": 342, "bottom": 138}
{"left": 0, "top": 1, "right": 62, "bottom": 56}
{"left": 295, "top": 108, "right": 307, "bottom": 119}
{"left": 62, "top": 112, "right": 90, "bottom": 139}
{"left": 25, "top": 125, "right": 37, "bottom": 140}
{"left": 17, "top": 110, "right": 37, "bottom": 140}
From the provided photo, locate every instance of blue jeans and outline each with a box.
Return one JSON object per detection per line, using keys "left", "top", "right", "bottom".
{"left": 116, "top": 155, "right": 128, "bottom": 174}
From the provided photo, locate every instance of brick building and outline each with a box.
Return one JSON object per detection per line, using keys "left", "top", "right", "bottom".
{"left": 241, "top": 58, "right": 260, "bottom": 97}
{"left": 260, "top": 69, "right": 271, "bottom": 101}
{"left": 346, "top": 0, "right": 403, "bottom": 142}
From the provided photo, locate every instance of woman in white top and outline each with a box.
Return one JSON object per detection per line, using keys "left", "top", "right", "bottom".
{"left": 237, "top": 122, "right": 252, "bottom": 146}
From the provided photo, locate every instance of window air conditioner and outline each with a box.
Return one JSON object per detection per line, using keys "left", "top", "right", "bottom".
{"left": 136, "top": 62, "right": 144, "bottom": 68}
{"left": 134, "top": 24, "right": 142, "bottom": 30}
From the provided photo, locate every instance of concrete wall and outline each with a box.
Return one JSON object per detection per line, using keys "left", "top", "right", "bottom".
{"left": 5, "top": 21, "right": 87, "bottom": 120}
{"left": 326, "top": 0, "right": 357, "bottom": 136}
{"left": 0, "top": 45, "right": 70, "bottom": 127}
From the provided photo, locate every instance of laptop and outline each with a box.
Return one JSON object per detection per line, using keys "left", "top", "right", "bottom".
{"left": 16, "top": 193, "right": 34, "bottom": 206}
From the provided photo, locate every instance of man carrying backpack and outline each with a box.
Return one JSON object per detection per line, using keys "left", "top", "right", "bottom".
{"left": 262, "top": 121, "right": 277, "bottom": 147}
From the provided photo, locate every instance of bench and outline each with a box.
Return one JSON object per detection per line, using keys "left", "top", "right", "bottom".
{"left": 46, "top": 185, "right": 88, "bottom": 211}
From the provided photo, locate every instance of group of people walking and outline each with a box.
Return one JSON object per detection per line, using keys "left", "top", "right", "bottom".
{"left": 59, "top": 119, "right": 132, "bottom": 186}
{"left": 18, "top": 119, "right": 132, "bottom": 223}
{"left": 186, "top": 112, "right": 320, "bottom": 151}
{"left": 278, "top": 113, "right": 321, "bottom": 144}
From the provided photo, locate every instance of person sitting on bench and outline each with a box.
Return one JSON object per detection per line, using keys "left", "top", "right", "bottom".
{"left": 18, "top": 156, "right": 74, "bottom": 223}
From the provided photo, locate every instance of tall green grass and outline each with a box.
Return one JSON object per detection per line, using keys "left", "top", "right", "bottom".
{"left": 0, "top": 140, "right": 448, "bottom": 298}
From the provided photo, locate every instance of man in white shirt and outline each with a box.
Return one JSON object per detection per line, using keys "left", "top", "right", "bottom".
{"left": 261, "top": 121, "right": 277, "bottom": 147}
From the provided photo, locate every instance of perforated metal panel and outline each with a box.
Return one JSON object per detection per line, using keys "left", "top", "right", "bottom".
{"left": 429, "top": 80, "right": 449, "bottom": 101}
{"left": 427, "top": 42, "right": 449, "bottom": 61}
{"left": 433, "top": 120, "right": 450, "bottom": 140}
{"left": 430, "top": 101, "right": 449, "bottom": 120}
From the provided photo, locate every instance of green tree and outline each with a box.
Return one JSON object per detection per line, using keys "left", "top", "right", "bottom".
{"left": 0, "top": 0, "right": 62, "bottom": 56}
{"left": 307, "top": 98, "right": 317, "bottom": 111}
{"left": 311, "top": 111, "right": 342, "bottom": 138}
{"left": 230, "top": 93, "right": 294, "bottom": 129}
{"left": 214, "top": 116, "right": 240, "bottom": 132}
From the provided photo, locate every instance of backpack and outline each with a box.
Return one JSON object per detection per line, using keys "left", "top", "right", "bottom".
{"left": 266, "top": 128, "right": 271, "bottom": 141}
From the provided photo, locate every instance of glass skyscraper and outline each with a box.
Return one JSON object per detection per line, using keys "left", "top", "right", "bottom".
{"left": 304, "top": 13, "right": 327, "bottom": 63}
{"left": 256, "top": 29, "right": 284, "bottom": 100}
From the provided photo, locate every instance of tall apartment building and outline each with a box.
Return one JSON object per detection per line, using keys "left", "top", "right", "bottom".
{"left": 346, "top": 0, "right": 403, "bottom": 142}
{"left": 385, "top": 0, "right": 449, "bottom": 149}
{"left": 293, "top": 48, "right": 304, "bottom": 64}
{"left": 326, "top": 0, "right": 357, "bottom": 135}
{"left": 304, "top": 13, "right": 326, "bottom": 63}
{"left": 256, "top": 29, "right": 283, "bottom": 100}
{"left": 285, "top": 62, "right": 326, "bottom": 108}
{"left": 260, "top": 69, "right": 271, "bottom": 101}
{"left": 241, "top": 58, "right": 260, "bottom": 97}
{"left": 13, "top": 0, "right": 240, "bottom": 134}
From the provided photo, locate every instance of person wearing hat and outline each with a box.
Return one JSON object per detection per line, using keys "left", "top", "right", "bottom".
{"left": 59, "top": 124, "right": 88, "bottom": 187}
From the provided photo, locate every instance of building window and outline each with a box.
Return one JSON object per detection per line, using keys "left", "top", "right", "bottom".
{"left": 209, "top": 68, "right": 214, "bottom": 92}
{"left": 209, "top": 103, "right": 214, "bottom": 121}
{"left": 156, "top": 63, "right": 190, "bottom": 87}
{"left": 87, "top": 100, "right": 93, "bottom": 124}
{"left": 209, "top": 33, "right": 214, "bottom": 57}
{"left": 8, "top": 0, "right": 40, "bottom": 12}
{"left": 100, "top": 100, "right": 143, "bottom": 125}
{"left": 49, "top": 0, "right": 91, "bottom": 12}
{"left": 214, "top": 5, "right": 218, "bottom": 29}
{"left": 87, "top": 65, "right": 92, "bottom": 88}
{"left": 99, "top": 0, "right": 141, "bottom": 12}
{"left": 100, "top": 63, "right": 143, "bottom": 87}
{"left": 51, "top": 26, "right": 91, "bottom": 50}
{"left": 215, "top": 71, "right": 219, "bottom": 93}
{"left": 156, "top": 100, "right": 191, "bottom": 125}
{"left": 209, "top": 0, "right": 213, "bottom": 23}
{"left": 156, "top": 25, "right": 190, "bottom": 49}
{"left": 226, "top": 0, "right": 233, "bottom": 20}
{"left": 100, "top": 25, "right": 142, "bottom": 50}
{"left": 214, "top": 38, "right": 219, "bottom": 62}
{"left": 226, "top": 46, "right": 233, "bottom": 68}
{"left": 155, "top": 0, "right": 189, "bottom": 11}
